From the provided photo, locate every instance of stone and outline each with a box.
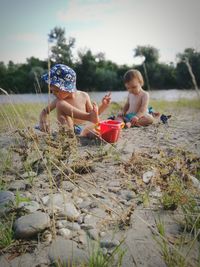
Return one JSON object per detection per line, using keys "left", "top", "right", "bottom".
{"left": 58, "top": 203, "right": 80, "bottom": 221}
{"left": 62, "top": 181, "right": 76, "bottom": 192}
{"left": 21, "top": 171, "right": 37, "bottom": 179}
{"left": 78, "top": 200, "right": 91, "bottom": 209}
{"left": 45, "top": 193, "right": 70, "bottom": 207}
{"left": 18, "top": 201, "right": 40, "bottom": 213}
{"left": 48, "top": 237, "right": 87, "bottom": 265}
{"left": 73, "top": 197, "right": 83, "bottom": 205}
{"left": 108, "top": 181, "right": 121, "bottom": 187}
{"left": 0, "top": 191, "right": 15, "bottom": 213}
{"left": 8, "top": 180, "right": 26, "bottom": 191}
{"left": 143, "top": 171, "right": 155, "bottom": 184}
{"left": 14, "top": 211, "right": 50, "bottom": 239}
{"left": 78, "top": 231, "right": 88, "bottom": 245}
{"left": 81, "top": 224, "right": 94, "bottom": 230}
{"left": 57, "top": 220, "right": 81, "bottom": 231}
{"left": 58, "top": 228, "right": 71, "bottom": 239}
{"left": 100, "top": 239, "right": 120, "bottom": 249}
{"left": 108, "top": 187, "right": 121, "bottom": 193}
{"left": 189, "top": 175, "right": 200, "bottom": 190}
{"left": 119, "top": 190, "right": 135, "bottom": 201}
{"left": 42, "top": 193, "right": 80, "bottom": 220}
{"left": 0, "top": 190, "right": 15, "bottom": 205}
{"left": 87, "top": 229, "right": 99, "bottom": 241}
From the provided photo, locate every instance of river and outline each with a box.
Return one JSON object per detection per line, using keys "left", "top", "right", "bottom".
{"left": 0, "top": 89, "right": 198, "bottom": 104}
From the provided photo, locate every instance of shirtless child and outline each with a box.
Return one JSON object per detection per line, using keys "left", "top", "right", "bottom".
{"left": 117, "top": 69, "right": 153, "bottom": 127}
{"left": 39, "top": 64, "right": 111, "bottom": 135}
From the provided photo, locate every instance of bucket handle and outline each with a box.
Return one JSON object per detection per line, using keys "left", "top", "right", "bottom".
{"left": 96, "top": 121, "right": 124, "bottom": 130}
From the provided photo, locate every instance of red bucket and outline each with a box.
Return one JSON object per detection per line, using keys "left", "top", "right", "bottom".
{"left": 99, "top": 120, "right": 124, "bottom": 143}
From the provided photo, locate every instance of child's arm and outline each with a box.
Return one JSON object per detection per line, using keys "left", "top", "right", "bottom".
{"left": 86, "top": 92, "right": 111, "bottom": 116}
{"left": 98, "top": 92, "right": 111, "bottom": 115}
{"left": 122, "top": 97, "right": 129, "bottom": 115}
{"left": 39, "top": 99, "right": 57, "bottom": 132}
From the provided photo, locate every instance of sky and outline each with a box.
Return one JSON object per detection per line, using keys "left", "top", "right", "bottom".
{"left": 0, "top": 0, "right": 200, "bottom": 66}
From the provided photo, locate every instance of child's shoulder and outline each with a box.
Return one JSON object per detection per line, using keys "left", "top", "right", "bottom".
{"left": 77, "top": 90, "right": 90, "bottom": 98}
{"left": 141, "top": 89, "right": 149, "bottom": 97}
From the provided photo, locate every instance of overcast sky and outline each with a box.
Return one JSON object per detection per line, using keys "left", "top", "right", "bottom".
{"left": 0, "top": 0, "right": 199, "bottom": 66}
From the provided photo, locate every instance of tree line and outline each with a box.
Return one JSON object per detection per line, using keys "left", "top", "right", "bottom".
{"left": 0, "top": 27, "right": 200, "bottom": 94}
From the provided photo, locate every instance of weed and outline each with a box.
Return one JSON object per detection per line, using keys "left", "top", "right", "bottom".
{"left": 0, "top": 215, "right": 14, "bottom": 249}
{"left": 15, "top": 190, "right": 30, "bottom": 207}
{"left": 181, "top": 198, "right": 200, "bottom": 239}
{"left": 0, "top": 148, "right": 13, "bottom": 175}
{"left": 53, "top": 239, "right": 126, "bottom": 267}
{"left": 161, "top": 176, "right": 190, "bottom": 210}
{"left": 87, "top": 239, "right": 126, "bottom": 267}
{"left": 154, "top": 218, "right": 187, "bottom": 267}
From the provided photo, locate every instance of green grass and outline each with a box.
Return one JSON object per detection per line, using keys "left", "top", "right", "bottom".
{"left": 0, "top": 215, "right": 15, "bottom": 250}
{"left": 0, "top": 102, "right": 56, "bottom": 133}
{"left": 149, "top": 98, "right": 200, "bottom": 112}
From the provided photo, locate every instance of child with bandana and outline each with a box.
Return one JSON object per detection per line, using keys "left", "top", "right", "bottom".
{"left": 39, "top": 64, "right": 111, "bottom": 136}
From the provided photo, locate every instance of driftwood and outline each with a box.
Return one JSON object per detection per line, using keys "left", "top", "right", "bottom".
{"left": 184, "top": 59, "right": 200, "bottom": 98}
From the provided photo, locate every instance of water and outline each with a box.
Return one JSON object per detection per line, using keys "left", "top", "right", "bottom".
{"left": 0, "top": 89, "right": 198, "bottom": 104}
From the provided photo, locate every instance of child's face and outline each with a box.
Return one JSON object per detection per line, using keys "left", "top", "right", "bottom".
{"left": 125, "top": 78, "right": 141, "bottom": 94}
{"left": 51, "top": 85, "right": 71, "bottom": 100}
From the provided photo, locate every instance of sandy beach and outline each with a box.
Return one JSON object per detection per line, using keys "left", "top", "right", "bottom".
{"left": 0, "top": 106, "right": 200, "bottom": 267}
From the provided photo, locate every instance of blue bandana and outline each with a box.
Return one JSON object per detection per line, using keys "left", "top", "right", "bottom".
{"left": 41, "top": 64, "right": 76, "bottom": 92}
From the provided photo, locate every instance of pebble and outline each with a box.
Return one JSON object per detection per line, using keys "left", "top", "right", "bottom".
{"left": 0, "top": 191, "right": 15, "bottom": 214}
{"left": 119, "top": 190, "right": 135, "bottom": 201}
{"left": 21, "top": 171, "right": 37, "bottom": 179}
{"left": 8, "top": 180, "right": 26, "bottom": 191}
{"left": 62, "top": 181, "right": 76, "bottom": 192}
{"left": 58, "top": 203, "right": 80, "bottom": 221}
{"left": 189, "top": 175, "right": 200, "bottom": 190}
{"left": 0, "top": 191, "right": 15, "bottom": 206}
{"left": 143, "top": 171, "right": 155, "bottom": 184}
{"left": 108, "top": 187, "right": 121, "bottom": 193}
{"left": 18, "top": 201, "right": 40, "bottom": 213}
{"left": 100, "top": 239, "right": 120, "bottom": 249}
{"left": 81, "top": 224, "right": 94, "bottom": 230}
{"left": 57, "top": 220, "right": 81, "bottom": 231}
{"left": 58, "top": 228, "right": 71, "bottom": 239}
{"left": 14, "top": 211, "right": 50, "bottom": 239}
{"left": 48, "top": 237, "right": 87, "bottom": 265}
{"left": 87, "top": 229, "right": 99, "bottom": 240}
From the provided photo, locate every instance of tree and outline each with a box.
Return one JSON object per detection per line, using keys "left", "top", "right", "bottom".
{"left": 134, "top": 45, "right": 159, "bottom": 64}
{"left": 75, "top": 49, "right": 97, "bottom": 90}
{"left": 176, "top": 48, "right": 200, "bottom": 89}
{"left": 48, "top": 27, "right": 75, "bottom": 66}
{"left": 134, "top": 46, "right": 160, "bottom": 90}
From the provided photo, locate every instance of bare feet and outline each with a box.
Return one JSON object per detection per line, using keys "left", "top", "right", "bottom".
{"left": 125, "top": 122, "right": 132, "bottom": 128}
{"left": 89, "top": 103, "right": 99, "bottom": 124}
{"left": 152, "top": 112, "right": 160, "bottom": 118}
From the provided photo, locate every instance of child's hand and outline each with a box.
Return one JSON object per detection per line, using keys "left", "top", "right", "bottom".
{"left": 117, "top": 111, "right": 124, "bottom": 117}
{"left": 102, "top": 92, "right": 111, "bottom": 107}
{"left": 39, "top": 120, "right": 49, "bottom": 132}
{"left": 39, "top": 109, "right": 49, "bottom": 132}
{"left": 131, "top": 116, "right": 139, "bottom": 126}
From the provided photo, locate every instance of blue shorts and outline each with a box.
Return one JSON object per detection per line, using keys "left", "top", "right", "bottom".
{"left": 74, "top": 125, "right": 83, "bottom": 135}
{"left": 124, "top": 112, "right": 137, "bottom": 122}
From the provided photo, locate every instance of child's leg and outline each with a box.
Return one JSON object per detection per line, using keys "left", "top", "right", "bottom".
{"left": 56, "top": 100, "right": 99, "bottom": 124}
{"left": 137, "top": 114, "right": 154, "bottom": 126}
{"left": 80, "top": 124, "right": 99, "bottom": 138}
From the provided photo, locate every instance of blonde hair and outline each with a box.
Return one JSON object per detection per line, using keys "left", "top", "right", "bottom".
{"left": 123, "top": 69, "right": 144, "bottom": 86}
